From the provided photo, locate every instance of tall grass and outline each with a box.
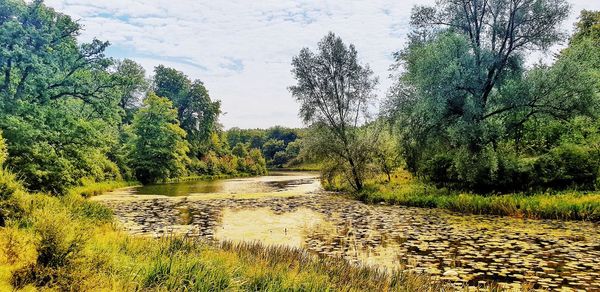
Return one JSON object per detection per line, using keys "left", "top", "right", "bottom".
{"left": 359, "top": 170, "right": 600, "bottom": 221}
{"left": 67, "top": 180, "right": 139, "bottom": 198}
{"left": 0, "top": 172, "right": 445, "bottom": 291}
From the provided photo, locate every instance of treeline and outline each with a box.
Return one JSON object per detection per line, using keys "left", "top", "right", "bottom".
{"left": 226, "top": 126, "right": 305, "bottom": 168}
{"left": 290, "top": 1, "right": 600, "bottom": 193}
{"left": 0, "top": 1, "right": 266, "bottom": 194}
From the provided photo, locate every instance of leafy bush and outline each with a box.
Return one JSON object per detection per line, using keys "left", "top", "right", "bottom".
{"left": 0, "top": 169, "right": 25, "bottom": 226}
{"left": 534, "top": 144, "right": 600, "bottom": 189}
{"left": 0, "top": 134, "right": 25, "bottom": 226}
{"left": 0, "top": 131, "right": 6, "bottom": 166}
{"left": 12, "top": 205, "right": 90, "bottom": 290}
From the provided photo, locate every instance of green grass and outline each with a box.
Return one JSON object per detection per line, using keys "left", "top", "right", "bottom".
{"left": 0, "top": 169, "right": 444, "bottom": 291}
{"left": 276, "top": 162, "right": 322, "bottom": 171}
{"left": 67, "top": 180, "right": 139, "bottom": 198}
{"left": 358, "top": 170, "right": 600, "bottom": 221}
{"left": 162, "top": 172, "right": 255, "bottom": 183}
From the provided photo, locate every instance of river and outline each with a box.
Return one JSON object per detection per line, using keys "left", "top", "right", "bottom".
{"left": 93, "top": 171, "right": 600, "bottom": 291}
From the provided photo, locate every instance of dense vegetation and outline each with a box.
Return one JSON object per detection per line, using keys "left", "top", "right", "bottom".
{"left": 287, "top": 2, "right": 600, "bottom": 197}
{"left": 1, "top": 0, "right": 600, "bottom": 290}
{"left": 226, "top": 126, "right": 306, "bottom": 168}
{"left": 0, "top": 0, "right": 266, "bottom": 193}
{"left": 384, "top": 1, "right": 600, "bottom": 193}
{"left": 0, "top": 144, "right": 439, "bottom": 290}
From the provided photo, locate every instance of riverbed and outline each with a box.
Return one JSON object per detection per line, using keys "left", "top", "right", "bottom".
{"left": 93, "top": 171, "right": 600, "bottom": 291}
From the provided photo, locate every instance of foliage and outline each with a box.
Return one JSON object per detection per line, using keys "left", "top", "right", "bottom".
{"left": 361, "top": 170, "right": 600, "bottom": 221}
{"left": 153, "top": 65, "right": 221, "bottom": 157}
{"left": 0, "top": 0, "right": 130, "bottom": 194}
{"left": 0, "top": 131, "right": 6, "bottom": 166}
{"left": 1, "top": 99, "right": 122, "bottom": 194}
{"left": 290, "top": 32, "right": 378, "bottom": 191}
{"left": 571, "top": 10, "right": 600, "bottom": 45}
{"left": 130, "top": 93, "right": 190, "bottom": 184}
{"left": 112, "top": 59, "right": 149, "bottom": 124}
{"left": 386, "top": 1, "right": 600, "bottom": 192}
{"left": 226, "top": 126, "right": 304, "bottom": 168}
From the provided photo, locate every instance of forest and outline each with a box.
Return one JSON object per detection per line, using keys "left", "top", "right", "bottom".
{"left": 0, "top": 0, "right": 599, "bottom": 290}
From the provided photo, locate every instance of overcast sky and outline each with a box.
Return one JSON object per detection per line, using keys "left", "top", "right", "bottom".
{"left": 45, "top": 0, "right": 600, "bottom": 129}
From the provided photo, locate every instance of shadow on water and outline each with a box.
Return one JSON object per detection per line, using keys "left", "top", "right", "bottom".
{"left": 132, "top": 171, "right": 319, "bottom": 197}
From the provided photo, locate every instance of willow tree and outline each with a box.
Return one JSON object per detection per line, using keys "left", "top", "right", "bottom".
{"left": 385, "top": 0, "right": 600, "bottom": 191}
{"left": 290, "top": 32, "right": 378, "bottom": 191}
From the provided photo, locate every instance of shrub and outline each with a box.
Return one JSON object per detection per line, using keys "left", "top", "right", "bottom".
{"left": 0, "top": 169, "right": 25, "bottom": 226}
{"left": 12, "top": 205, "right": 90, "bottom": 290}
{"left": 419, "top": 143, "right": 600, "bottom": 193}
{"left": 0, "top": 131, "right": 6, "bottom": 166}
{"left": 534, "top": 144, "right": 600, "bottom": 189}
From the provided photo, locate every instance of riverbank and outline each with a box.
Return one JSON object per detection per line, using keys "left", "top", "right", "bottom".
{"left": 96, "top": 176, "right": 600, "bottom": 290}
{"left": 358, "top": 170, "right": 600, "bottom": 221}
{"left": 0, "top": 172, "right": 439, "bottom": 291}
{"left": 67, "top": 171, "right": 272, "bottom": 199}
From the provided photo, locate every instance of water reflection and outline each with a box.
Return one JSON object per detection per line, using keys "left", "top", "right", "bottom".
{"left": 132, "top": 171, "right": 319, "bottom": 197}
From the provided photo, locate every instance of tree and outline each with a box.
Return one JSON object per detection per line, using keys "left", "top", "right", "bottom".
{"left": 0, "top": 0, "right": 113, "bottom": 109}
{"left": 153, "top": 66, "right": 221, "bottom": 157}
{"left": 396, "top": 0, "right": 571, "bottom": 148}
{"left": 571, "top": 10, "right": 600, "bottom": 45}
{"left": 130, "top": 93, "right": 189, "bottom": 184}
{"left": 372, "top": 128, "right": 401, "bottom": 182}
{"left": 290, "top": 32, "right": 378, "bottom": 191}
{"left": 0, "top": 0, "right": 126, "bottom": 193}
{"left": 383, "top": 0, "right": 599, "bottom": 192}
{"left": 113, "top": 59, "right": 149, "bottom": 124}
{"left": 262, "top": 138, "right": 286, "bottom": 165}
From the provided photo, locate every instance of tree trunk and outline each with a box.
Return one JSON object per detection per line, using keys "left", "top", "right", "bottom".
{"left": 348, "top": 156, "right": 363, "bottom": 191}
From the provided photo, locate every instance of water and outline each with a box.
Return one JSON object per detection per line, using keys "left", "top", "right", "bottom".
{"left": 129, "top": 171, "right": 320, "bottom": 197}
{"left": 94, "top": 171, "right": 600, "bottom": 290}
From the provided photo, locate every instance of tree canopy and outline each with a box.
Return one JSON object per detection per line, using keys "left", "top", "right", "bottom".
{"left": 386, "top": 1, "right": 600, "bottom": 192}
{"left": 290, "top": 32, "right": 378, "bottom": 191}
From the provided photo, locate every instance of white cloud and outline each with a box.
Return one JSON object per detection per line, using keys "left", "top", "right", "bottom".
{"left": 45, "top": 0, "right": 600, "bottom": 128}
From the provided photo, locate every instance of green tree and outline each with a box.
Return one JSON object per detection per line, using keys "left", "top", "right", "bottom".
{"left": 0, "top": 0, "right": 113, "bottom": 108}
{"left": 384, "top": 0, "right": 598, "bottom": 191}
{"left": 290, "top": 32, "right": 378, "bottom": 191}
{"left": 571, "top": 10, "right": 600, "bottom": 45}
{"left": 130, "top": 93, "right": 189, "bottom": 184}
{"left": 113, "top": 59, "right": 149, "bottom": 124}
{"left": 0, "top": 0, "right": 125, "bottom": 193}
{"left": 153, "top": 66, "right": 221, "bottom": 157}
{"left": 262, "top": 138, "right": 285, "bottom": 164}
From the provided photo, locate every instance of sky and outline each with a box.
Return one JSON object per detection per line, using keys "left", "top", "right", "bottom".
{"left": 45, "top": 0, "right": 600, "bottom": 129}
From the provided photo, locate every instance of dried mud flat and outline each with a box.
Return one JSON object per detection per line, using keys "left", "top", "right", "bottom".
{"left": 96, "top": 188, "right": 600, "bottom": 291}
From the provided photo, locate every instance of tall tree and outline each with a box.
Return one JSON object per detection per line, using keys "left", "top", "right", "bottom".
{"left": 0, "top": 0, "right": 123, "bottom": 193}
{"left": 383, "top": 0, "right": 600, "bottom": 192}
{"left": 130, "top": 93, "right": 189, "bottom": 184}
{"left": 409, "top": 0, "right": 570, "bottom": 121}
{"left": 113, "top": 59, "right": 149, "bottom": 124}
{"left": 290, "top": 32, "right": 378, "bottom": 191}
{"left": 153, "top": 66, "right": 221, "bottom": 156}
{"left": 0, "top": 0, "right": 112, "bottom": 109}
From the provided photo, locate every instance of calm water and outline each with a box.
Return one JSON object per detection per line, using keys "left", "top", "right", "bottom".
{"left": 131, "top": 171, "right": 320, "bottom": 197}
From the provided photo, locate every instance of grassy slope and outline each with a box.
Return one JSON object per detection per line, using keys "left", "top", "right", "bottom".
{"left": 0, "top": 173, "right": 440, "bottom": 291}
{"left": 358, "top": 170, "right": 600, "bottom": 221}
